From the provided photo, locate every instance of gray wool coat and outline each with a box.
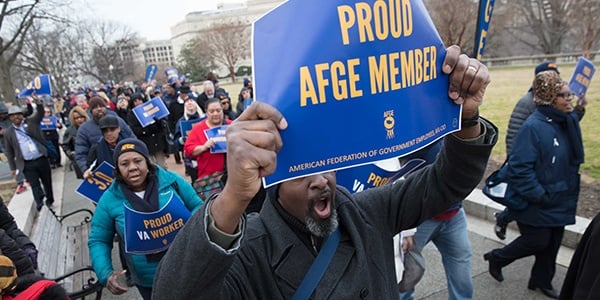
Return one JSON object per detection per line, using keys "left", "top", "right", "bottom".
{"left": 153, "top": 122, "right": 497, "bottom": 299}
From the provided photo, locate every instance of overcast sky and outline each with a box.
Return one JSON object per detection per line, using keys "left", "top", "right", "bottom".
{"left": 80, "top": 0, "right": 241, "bottom": 40}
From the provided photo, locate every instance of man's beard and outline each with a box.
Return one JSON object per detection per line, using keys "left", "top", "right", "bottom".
{"left": 305, "top": 208, "right": 338, "bottom": 238}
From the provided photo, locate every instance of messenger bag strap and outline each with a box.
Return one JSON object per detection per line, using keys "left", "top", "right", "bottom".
{"left": 291, "top": 227, "right": 341, "bottom": 300}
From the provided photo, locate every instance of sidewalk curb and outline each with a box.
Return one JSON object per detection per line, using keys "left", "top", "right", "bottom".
{"left": 8, "top": 162, "right": 66, "bottom": 237}
{"left": 464, "top": 189, "right": 589, "bottom": 249}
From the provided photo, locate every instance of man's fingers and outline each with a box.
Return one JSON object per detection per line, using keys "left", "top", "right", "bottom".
{"left": 232, "top": 130, "right": 281, "bottom": 152}
{"left": 447, "top": 54, "right": 470, "bottom": 102}
{"left": 442, "top": 45, "right": 461, "bottom": 74}
{"left": 459, "top": 58, "right": 480, "bottom": 93}
{"left": 228, "top": 119, "right": 283, "bottom": 152}
{"left": 467, "top": 64, "right": 490, "bottom": 96}
{"left": 235, "top": 102, "right": 288, "bottom": 130}
{"left": 228, "top": 128, "right": 280, "bottom": 176}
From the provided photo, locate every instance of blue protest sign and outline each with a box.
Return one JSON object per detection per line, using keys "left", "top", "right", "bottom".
{"left": 179, "top": 74, "right": 187, "bottom": 84}
{"left": 75, "top": 162, "right": 115, "bottom": 203}
{"left": 40, "top": 116, "right": 58, "bottom": 131}
{"left": 474, "top": 0, "right": 495, "bottom": 60}
{"left": 569, "top": 57, "right": 595, "bottom": 97}
{"left": 180, "top": 119, "right": 202, "bottom": 138}
{"left": 204, "top": 125, "right": 229, "bottom": 154}
{"left": 337, "top": 157, "right": 425, "bottom": 193}
{"left": 165, "top": 67, "right": 179, "bottom": 85}
{"left": 145, "top": 64, "right": 158, "bottom": 83}
{"left": 132, "top": 97, "right": 170, "bottom": 127}
{"left": 253, "top": 0, "right": 459, "bottom": 187}
{"left": 18, "top": 74, "right": 53, "bottom": 98}
{"left": 123, "top": 192, "right": 191, "bottom": 254}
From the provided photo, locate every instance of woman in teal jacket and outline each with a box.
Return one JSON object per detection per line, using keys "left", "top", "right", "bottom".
{"left": 88, "top": 138, "right": 202, "bottom": 299}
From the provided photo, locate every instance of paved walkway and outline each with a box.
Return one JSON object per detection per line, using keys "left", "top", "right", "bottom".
{"left": 24, "top": 155, "right": 572, "bottom": 299}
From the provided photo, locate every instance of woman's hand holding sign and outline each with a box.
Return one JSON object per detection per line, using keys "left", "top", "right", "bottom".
{"left": 442, "top": 45, "right": 490, "bottom": 139}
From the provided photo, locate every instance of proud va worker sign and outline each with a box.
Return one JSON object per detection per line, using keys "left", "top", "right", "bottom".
{"left": 253, "top": 0, "right": 461, "bottom": 187}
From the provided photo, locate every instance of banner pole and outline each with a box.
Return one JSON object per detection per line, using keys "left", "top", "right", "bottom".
{"left": 474, "top": 0, "right": 484, "bottom": 58}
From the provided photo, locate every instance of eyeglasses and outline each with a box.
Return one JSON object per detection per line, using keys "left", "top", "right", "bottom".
{"left": 557, "top": 92, "right": 575, "bottom": 98}
{"left": 221, "top": 101, "right": 229, "bottom": 104}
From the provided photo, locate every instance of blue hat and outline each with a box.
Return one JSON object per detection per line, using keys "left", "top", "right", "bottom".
{"left": 535, "top": 61, "right": 559, "bottom": 75}
{"left": 113, "top": 138, "right": 150, "bottom": 163}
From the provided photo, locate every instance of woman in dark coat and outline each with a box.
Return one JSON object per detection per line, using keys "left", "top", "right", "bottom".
{"left": 127, "top": 93, "right": 169, "bottom": 169}
{"left": 483, "top": 71, "right": 585, "bottom": 299}
{"left": 61, "top": 106, "right": 89, "bottom": 178}
{"left": 0, "top": 198, "right": 37, "bottom": 275}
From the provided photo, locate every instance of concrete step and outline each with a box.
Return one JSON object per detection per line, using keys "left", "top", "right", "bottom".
{"left": 464, "top": 189, "right": 589, "bottom": 249}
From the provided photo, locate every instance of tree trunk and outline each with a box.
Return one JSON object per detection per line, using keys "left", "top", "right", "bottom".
{"left": 0, "top": 55, "right": 17, "bottom": 105}
{"left": 229, "top": 66, "right": 236, "bottom": 83}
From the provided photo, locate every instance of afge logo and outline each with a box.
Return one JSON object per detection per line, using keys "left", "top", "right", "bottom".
{"left": 383, "top": 110, "right": 395, "bottom": 139}
{"left": 121, "top": 144, "right": 135, "bottom": 151}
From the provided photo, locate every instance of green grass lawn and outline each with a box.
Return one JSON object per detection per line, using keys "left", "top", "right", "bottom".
{"left": 482, "top": 64, "right": 600, "bottom": 181}
{"left": 221, "top": 65, "right": 600, "bottom": 182}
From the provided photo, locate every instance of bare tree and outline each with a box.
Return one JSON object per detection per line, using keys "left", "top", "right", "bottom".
{"left": 71, "top": 19, "right": 139, "bottom": 84}
{"left": 504, "top": 0, "right": 573, "bottom": 54}
{"left": 0, "top": 0, "right": 41, "bottom": 104}
{"left": 424, "top": 0, "right": 478, "bottom": 55}
{"left": 567, "top": 0, "right": 600, "bottom": 58}
{"left": 15, "top": 23, "right": 75, "bottom": 95}
{"left": 197, "top": 21, "right": 251, "bottom": 83}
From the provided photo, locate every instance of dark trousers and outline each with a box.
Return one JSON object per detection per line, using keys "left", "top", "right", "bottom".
{"left": 49, "top": 138, "right": 61, "bottom": 165}
{"left": 22, "top": 157, "right": 54, "bottom": 210}
{"left": 491, "top": 223, "right": 564, "bottom": 289}
{"left": 174, "top": 150, "right": 182, "bottom": 163}
{"left": 136, "top": 285, "right": 152, "bottom": 300}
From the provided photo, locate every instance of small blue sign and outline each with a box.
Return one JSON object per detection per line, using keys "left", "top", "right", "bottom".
{"left": 76, "top": 162, "right": 115, "bottom": 204}
{"left": 145, "top": 64, "right": 158, "bottom": 83}
{"left": 180, "top": 119, "right": 202, "bottom": 138}
{"left": 204, "top": 125, "right": 229, "bottom": 154}
{"left": 40, "top": 116, "right": 58, "bottom": 131}
{"left": 569, "top": 57, "right": 595, "bottom": 97}
{"left": 253, "top": 0, "right": 459, "bottom": 187}
{"left": 123, "top": 192, "right": 192, "bottom": 254}
{"left": 132, "top": 97, "right": 170, "bottom": 127}
{"left": 19, "top": 74, "right": 53, "bottom": 98}
{"left": 165, "top": 67, "right": 179, "bottom": 85}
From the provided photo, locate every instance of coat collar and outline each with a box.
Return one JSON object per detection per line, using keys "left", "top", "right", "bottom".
{"left": 258, "top": 193, "right": 355, "bottom": 297}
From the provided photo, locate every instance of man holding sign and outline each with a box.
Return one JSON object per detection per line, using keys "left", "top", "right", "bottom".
{"left": 153, "top": 45, "right": 497, "bottom": 299}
